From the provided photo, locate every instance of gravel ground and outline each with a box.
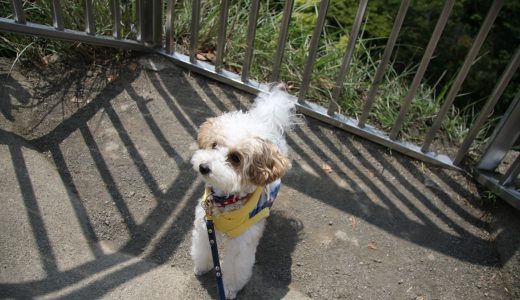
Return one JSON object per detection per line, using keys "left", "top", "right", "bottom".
{"left": 1, "top": 54, "right": 518, "bottom": 299}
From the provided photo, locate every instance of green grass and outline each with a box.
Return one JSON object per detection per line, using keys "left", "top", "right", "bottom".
{"left": 0, "top": 0, "right": 132, "bottom": 61}
{"left": 0, "top": 0, "right": 495, "bottom": 156}
{"left": 183, "top": 0, "right": 476, "bottom": 148}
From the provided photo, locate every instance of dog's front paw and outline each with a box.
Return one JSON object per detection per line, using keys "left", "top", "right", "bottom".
{"left": 193, "top": 265, "right": 213, "bottom": 276}
{"left": 224, "top": 286, "right": 238, "bottom": 300}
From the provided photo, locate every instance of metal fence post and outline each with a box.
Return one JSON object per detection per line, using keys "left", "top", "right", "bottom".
{"left": 477, "top": 91, "right": 520, "bottom": 171}
{"left": 136, "top": 0, "right": 162, "bottom": 47}
{"left": 10, "top": 0, "right": 26, "bottom": 24}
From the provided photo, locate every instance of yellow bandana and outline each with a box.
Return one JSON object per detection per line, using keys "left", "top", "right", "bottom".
{"left": 202, "top": 186, "right": 270, "bottom": 238}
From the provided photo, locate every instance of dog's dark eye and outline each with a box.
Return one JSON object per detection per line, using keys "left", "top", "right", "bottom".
{"left": 211, "top": 142, "right": 217, "bottom": 149}
{"left": 229, "top": 153, "right": 241, "bottom": 164}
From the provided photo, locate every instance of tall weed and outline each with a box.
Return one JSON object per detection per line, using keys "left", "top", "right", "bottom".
{"left": 1, "top": 0, "right": 492, "bottom": 151}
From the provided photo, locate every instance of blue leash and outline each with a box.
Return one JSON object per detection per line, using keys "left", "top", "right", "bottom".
{"left": 206, "top": 220, "right": 225, "bottom": 300}
{"left": 204, "top": 196, "right": 226, "bottom": 300}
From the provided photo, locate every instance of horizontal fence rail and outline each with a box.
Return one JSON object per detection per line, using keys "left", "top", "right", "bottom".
{"left": 0, "top": 0, "right": 518, "bottom": 208}
{"left": 0, "top": 17, "right": 149, "bottom": 51}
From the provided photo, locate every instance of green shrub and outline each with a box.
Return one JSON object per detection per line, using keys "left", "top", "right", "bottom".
{"left": 2, "top": 0, "right": 503, "bottom": 151}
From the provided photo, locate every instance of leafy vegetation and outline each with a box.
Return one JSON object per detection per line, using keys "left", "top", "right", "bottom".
{"left": 328, "top": 0, "right": 520, "bottom": 137}
{"left": 0, "top": 0, "right": 133, "bottom": 61}
{"left": 179, "top": 0, "right": 474, "bottom": 146}
{"left": 1, "top": 0, "right": 517, "bottom": 155}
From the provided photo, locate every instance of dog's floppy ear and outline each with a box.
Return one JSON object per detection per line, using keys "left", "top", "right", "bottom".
{"left": 197, "top": 118, "right": 216, "bottom": 148}
{"left": 248, "top": 139, "right": 291, "bottom": 186}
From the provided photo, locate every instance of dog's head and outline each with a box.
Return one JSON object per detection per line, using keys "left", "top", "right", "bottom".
{"left": 191, "top": 115, "right": 291, "bottom": 195}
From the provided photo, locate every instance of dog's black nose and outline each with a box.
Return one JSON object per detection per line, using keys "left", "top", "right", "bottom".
{"left": 199, "top": 163, "right": 211, "bottom": 175}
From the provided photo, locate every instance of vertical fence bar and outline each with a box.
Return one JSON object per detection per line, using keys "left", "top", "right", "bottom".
{"left": 84, "top": 0, "right": 96, "bottom": 35}
{"left": 421, "top": 0, "right": 504, "bottom": 153}
{"left": 190, "top": 0, "right": 201, "bottom": 63}
{"left": 327, "top": 0, "right": 368, "bottom": 115}
{"left": 215, "top": 0, "right": 230, "bottom": 73}
{"left": 165, "top": 0, "right": 174, "bottom": 51}
{"left": 389, "top": 0, "right": 455, "bottom": 139}
{"left": 136, "top": 0, "right": 142, "bottom": 41}
{"left": 358, "top": 0, "right": 411, "bottom": 127}
{"left": 298, "top": 0, "right": 330, "bottom": 103}
{"left": 165, "top": 0, "right": 177, "bottom": 52}
{"left": 50, "top": 0, "right": 64, "bottom": 30}
{"left": 121, "top": 0, "right": 129, "bottom": 36}
{"left": 241, "top": 0, "right": 261, "bottom": 82}
{"left": 137, "top": 0, "right": 162, "bottom": 46}
{"left": 501, "top": 155, "right": 520, "bottom": 186}
{"left": 136, "top": 0, "right": 162, "bottom": 47}
{"left": 111, "top": 0, "right": 121, "bottom": 39}
{"left": 453, "top": 47, "right": 520, "bottom": 165}
{"left": 152, "top": 0, "right": 162, "bottom": 47}
{"left": 477, "top": 91, "right": 520, "bottom": 171}
{"left": 271, "top": 0, "right": 294, "bottom": 82}
{"left": 10, "top": 0, "right": 26, "bottom": 24}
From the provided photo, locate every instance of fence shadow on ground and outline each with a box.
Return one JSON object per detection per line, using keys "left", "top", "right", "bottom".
{"left": 0, "top": 64, "right": 517, "bottom": 298}
{"left": 285, "top": 122, "right": 498, "bottom": 265}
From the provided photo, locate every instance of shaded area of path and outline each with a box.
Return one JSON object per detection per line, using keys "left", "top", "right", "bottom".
{"left": 0, "top": 55, "right": 518, "bottom": 299}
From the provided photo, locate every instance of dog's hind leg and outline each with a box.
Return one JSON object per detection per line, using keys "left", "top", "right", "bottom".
{"left": 191, "top": 205, "right": 213, "bottom": 276}
{"left": 221, "top": 220, "right": 266, "bottom": 299}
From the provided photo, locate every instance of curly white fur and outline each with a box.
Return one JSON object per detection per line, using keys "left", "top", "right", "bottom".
{"left": 190, "top": 85, "right": 295, "bottom": 299}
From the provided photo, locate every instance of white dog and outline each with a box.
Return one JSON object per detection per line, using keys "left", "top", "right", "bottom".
{"left": 190, "top": 84, "right": 295, "bottom": 299}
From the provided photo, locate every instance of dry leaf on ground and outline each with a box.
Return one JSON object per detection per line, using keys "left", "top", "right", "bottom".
{"left": 205, "top": 52, "right": 216, "bottom": 61}
{"left": 350, "top": 216, "right": 357, "bottom": 229}
{"left": 322, "top": 164, "right": 333, "bottom": 173}
{"left": 128, "top": 62, "right": 138, "bottom": 72}
{"left": 107, "top": 73, "right": 118, "bottom": 83}
{"left": 229, "top": 66, "right": 241, "bottom": 73}
{"left": 70, "top": 96, "right": 83, "bottom": 103}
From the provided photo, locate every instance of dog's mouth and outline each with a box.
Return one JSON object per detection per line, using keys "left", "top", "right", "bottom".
{"left": 194, "top": 163, "right": 246, "bottom": 195}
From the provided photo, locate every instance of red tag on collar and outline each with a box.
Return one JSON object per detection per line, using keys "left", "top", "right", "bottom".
{"left": 214, "top": 194, "right": 248, "bottom": 207}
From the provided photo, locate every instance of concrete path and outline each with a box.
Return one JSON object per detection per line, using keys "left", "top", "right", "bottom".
{"left": 0, "top": 55, "right": 518, "bottom": 299}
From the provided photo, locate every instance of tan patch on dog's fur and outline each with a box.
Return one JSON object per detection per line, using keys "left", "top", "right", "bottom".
{"left": 197, "top": 118, "right": 225, "bottom": 149}
{"left": 197, "top": 118, "right": 214, "bottom": 148}
{"left": 244, "top": 138, "right": 291, "bottom": 186}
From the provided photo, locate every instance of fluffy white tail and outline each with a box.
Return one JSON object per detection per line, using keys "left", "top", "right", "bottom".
{"left": 249, "top": 84, "right": 297, "bottom": 136}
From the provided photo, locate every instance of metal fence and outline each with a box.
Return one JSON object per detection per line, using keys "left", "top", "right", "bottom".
{"left": 1, "top": 0, "right": 519, "bottom": 208}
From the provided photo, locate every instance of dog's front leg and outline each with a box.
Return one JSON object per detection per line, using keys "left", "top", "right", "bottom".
{"left": 191, "top": 205, "right": 213, "bottom": 276}
{"left": 221, "top": 220, "right": 266, "bottom": 299}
